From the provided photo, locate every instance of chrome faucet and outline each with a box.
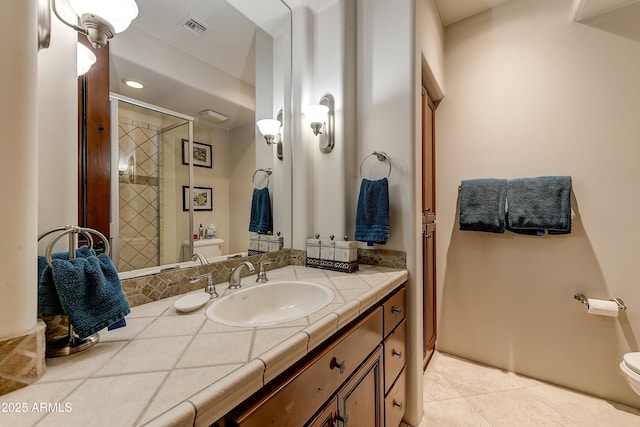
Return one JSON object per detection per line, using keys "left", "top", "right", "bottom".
{"left": 191, "top": 252, "right": 209, "bottom": 265}
{"left": 189, "top": 274, "right": 218, "bottom": 298}
{"left": 228, "top": 261, "right": 255, "bottom": 290}
{"left": 256, "top": 260, "right": 272, "bottom": 283}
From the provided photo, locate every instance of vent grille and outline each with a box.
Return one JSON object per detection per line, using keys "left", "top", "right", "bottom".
{"left": 180, "top": 16, "right": 207, "bottom": 35}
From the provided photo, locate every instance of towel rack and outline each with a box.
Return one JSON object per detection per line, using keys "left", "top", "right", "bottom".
{"left": 252, "top": 168, "right": 272, "bottom": 189}
{"left": 574, "top": 293, "right": 627, "bottom": 311}
{"left": 359, "top": 151, "right": 391, "bottom": 179}
{"left": 38, "top": 225, "right": 109, "bottom": 357}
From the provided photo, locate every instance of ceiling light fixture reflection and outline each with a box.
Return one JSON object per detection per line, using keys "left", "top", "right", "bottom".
{"left": 122, "top": 79, "right": 144, "bottom": 89}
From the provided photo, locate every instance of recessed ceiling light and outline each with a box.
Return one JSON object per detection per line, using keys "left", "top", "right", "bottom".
{"left": 122, "top": 79, "right": 144, "bottom": 89}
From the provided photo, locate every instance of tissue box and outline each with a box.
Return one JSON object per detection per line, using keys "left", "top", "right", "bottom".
{"left": 335, "top": 241, "right": 357, "bottom": 262}
{"left": 320, "top": 240, "right": 335, "bottom": 261}
{"left": 266, "top": 235, "right": 284, "bottom": 252}
{"left": 306, "top": 238, "right": 321, "bottom": 259}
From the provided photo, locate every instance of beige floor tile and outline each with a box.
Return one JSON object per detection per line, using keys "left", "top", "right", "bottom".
{"left": 466, "top": 388, "right": 577, "bottom": 427}
{"left": 422, "top": 398, "right": 492, "bottom": 427}
{"left": 434, "top": 353, "right": 525, "bottom": 396}
{"left": 527, "top": 383, "right": 640, "bottom": 427}
{"left": 423, "top": 369, "right": 462, "bottom": 402}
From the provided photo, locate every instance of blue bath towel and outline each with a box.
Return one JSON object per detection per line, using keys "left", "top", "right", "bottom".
{"left": 506, "top": 176, "right": 572, "bottom": 235}
{"left": 355, "top": 178, "right": 389, "bottom": 244}
{"left": 459, "top": 179, "right": 507, "bottom": 233}
{"left": 38, "top": 246, "right": 94, "bottom": 316}
{"left": 249, "top": 187, "right": 273, "bottom": 234}
{"left": 50, "top": 254, "right": 130, "bottom": 338}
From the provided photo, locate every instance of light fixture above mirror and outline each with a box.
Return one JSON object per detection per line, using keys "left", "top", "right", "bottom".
{"left": 303, "top": 94, "right": 335, "bottom": 154}
{"left": 77, "top": 43, "right": 97, "bottom": 76}
{"left": 45, "top": 0, "right": 139, "bottom": 50}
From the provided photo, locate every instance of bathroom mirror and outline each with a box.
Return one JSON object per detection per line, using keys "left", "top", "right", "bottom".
{"left": 107, "top": 0, "right": 291, "bottom": 274}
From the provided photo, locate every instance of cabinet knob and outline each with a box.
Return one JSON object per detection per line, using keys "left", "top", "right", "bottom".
{"left": 391, "top": 306, "right": 402, "bottom": 314}
{"left": 331, "top": 358, "right": 347, "bottom": 374}
{"left": 425, "top": 208, "right": 431, "bottom": 212}
{"left": 392, "top": 349, "right": 403, "bottom": 358}
{"left": 393, "top": 400, "right": 403, "bottom": 409}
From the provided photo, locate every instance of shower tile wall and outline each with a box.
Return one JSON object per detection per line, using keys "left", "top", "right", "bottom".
{"left": 118, "top": 117, "right": 161, "bottom": 271}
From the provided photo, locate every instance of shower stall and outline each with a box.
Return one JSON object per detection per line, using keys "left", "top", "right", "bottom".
{"left": 110, "top": 94, "right": 194, "bottom": 272}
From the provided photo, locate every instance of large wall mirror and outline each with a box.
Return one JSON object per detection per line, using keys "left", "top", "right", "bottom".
{"left": 107, "top": 0, "right": 291, "bottom": 275}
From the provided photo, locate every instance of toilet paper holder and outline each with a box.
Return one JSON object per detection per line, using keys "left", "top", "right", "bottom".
{"left": 574, "top": 293, "right": 627, "bottom": 311}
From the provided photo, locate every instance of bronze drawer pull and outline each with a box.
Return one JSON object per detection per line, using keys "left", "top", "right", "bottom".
{"left": 391, "top": 307, "right": 402, "bottom": 314}
{"left": 393, "top": 400, "right": 403, "bottom": 409}
{"left": 391, "top": 349, "right": 402, "bottom": 358}
{"left": 331, "top": 357, "right": 347, "bottom": 374}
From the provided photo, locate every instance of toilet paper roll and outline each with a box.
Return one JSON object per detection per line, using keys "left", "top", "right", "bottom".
{"left": 587, "top": 299, "right": 619, "bottom": 317}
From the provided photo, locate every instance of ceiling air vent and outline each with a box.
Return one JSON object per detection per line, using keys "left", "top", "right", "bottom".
{"left": 180, "top": 16, "right": 207, "bottom": 36}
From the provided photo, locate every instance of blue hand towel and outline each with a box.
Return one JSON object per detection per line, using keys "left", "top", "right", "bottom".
{"left": 38, "top": 246, "right": 94, "bottom": 316}
{"left": 249, "top": 187, "right": 273, "bottom": 234}
{"left": 355, "top": 178, "right": 390, "bottom": 244}
{"left": 50, "top": 253, "right": 130, "bottom": 338}
{"left": 506, "top": 176, "right": 572, "bottom": 235}
{"left": 459, "top": 179, "right": 507, "bottom": 233}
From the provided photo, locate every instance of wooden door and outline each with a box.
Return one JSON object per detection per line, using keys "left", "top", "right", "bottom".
{"left": 336, "top": 346, "right": 383, "bottom": 427}
{"left": 422, "top": 87, "right": 437, "bottom": 368}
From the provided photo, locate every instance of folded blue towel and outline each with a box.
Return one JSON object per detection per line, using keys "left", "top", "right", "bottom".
{"left": 249, "top": 187, "right": 273, "bottom": 234}
{"left": 459, "top": 179, "right": 507, "bottom": 233}
{"left": 38, "top": 246, "right": 94, "bottom": 316}
{"left": 50, "top": 254, "right": 130, "bottom": 338}
{"left": 355, "top": 178, "right": 390, "bottom": 244}
{"left": 506, "top": 176, "right": 572, "bottom": 235}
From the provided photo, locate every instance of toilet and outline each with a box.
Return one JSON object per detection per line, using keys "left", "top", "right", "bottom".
{"left": 620, "top": 353, "right": 640, "bottom": 396}
{"left": 182, "top": 238, "right": 224, "bottom": 261}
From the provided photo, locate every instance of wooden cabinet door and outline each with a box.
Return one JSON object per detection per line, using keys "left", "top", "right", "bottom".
{"left": 336, "top": 346, "right": 383, "bottom": 427}
{"left": 307, "top": 398, "right": 336, "bottom": 427}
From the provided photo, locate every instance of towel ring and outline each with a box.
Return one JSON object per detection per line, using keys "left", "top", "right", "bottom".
{"left": 359, "top": 151, "right": 391, "bottom": 179}
{"left": 252, "top": 168, "right": 272, "bottom": 189}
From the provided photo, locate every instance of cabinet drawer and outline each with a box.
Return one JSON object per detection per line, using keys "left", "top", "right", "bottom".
{"left": 383, "top": 288, "right": 406, "bottom": 338}
{"left": 232, "top": 307, "right": 383, "bottom": 427}
{"left": 385, "top": 367, "right": 406, "bottom": 427}
{"left": 384, "top": 319, "right": 406, "bottom": 394}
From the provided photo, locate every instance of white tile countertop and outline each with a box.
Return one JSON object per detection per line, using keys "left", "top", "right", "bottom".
{"left": 0, "top": 265, "right": 407, "bottom": 427}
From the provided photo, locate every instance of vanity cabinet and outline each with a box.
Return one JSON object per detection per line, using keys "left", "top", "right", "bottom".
{"left": 226, "top": 285, "right": 406, "bottom": 427}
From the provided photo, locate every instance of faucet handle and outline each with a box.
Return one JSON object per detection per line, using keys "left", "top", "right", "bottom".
{"left": 256, "top": 260, "right": 272, "bottom": 283}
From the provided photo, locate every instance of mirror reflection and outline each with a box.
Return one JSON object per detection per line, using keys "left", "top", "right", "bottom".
{"left": 108, "top": 0, "right": 291, "bottom": 274}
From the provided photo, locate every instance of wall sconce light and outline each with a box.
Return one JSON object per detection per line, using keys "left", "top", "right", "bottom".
{"left": 256, "top": 119, "right": 282, "bottom": 145}
{"left": 77, "top": 42, "right": 97, "bottom": 76}
{"left": 303, "top": 94, "right": 334, "bottom": 154}
{"left": 42, "top": 0, "right": 139, "bottom": 50}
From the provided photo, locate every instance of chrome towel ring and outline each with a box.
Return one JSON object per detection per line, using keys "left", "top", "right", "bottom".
{"left": 359, "top": 151, "right": 391, "bottom": 179}
{"left": 252, "top": 168, "right": 272, "bottom": 189}
{"left": 39, "top": 225, "right": 110, "bottom": 267}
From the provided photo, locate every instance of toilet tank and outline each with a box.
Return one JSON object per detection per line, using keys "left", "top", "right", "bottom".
{"left": 182, "top": 238, "right": 224, "bottom": 261}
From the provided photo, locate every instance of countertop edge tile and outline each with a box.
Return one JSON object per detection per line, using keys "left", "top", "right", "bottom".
{"left": 305, "top": 312, "right": 340, "bottom": 352}
{"left": 190, "top": 358, "right": 266, "bottom": 427}
{"left": 259, "top": 331, "right": 310, "bottom": 384}
{"left": 334, "top": 299, "right": 362, "bottom": 330}
{"left": 141, "top": 401, "right": 196, "bottom": 427}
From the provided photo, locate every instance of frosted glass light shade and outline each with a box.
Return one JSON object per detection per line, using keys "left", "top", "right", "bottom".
{"left": 69, "top": 0, "right": 139, "bottom": 33}
{"left": 302, "top": 104, "right": 329, "bottom": 126}
{"left": 77, "top": 43, "right": 97, "bottom": 76}
{"left": 256, "top": 119, "right": 281, "bottom": 137}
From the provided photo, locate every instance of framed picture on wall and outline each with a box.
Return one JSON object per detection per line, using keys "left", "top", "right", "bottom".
{"left": 183, "top": 186, "right": 213, "bottom": 211}
{"left": 182, "top": 139, "right": 213, "bottom": 168}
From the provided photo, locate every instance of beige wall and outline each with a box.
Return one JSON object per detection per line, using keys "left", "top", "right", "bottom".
{"left": 229, "top": 123, "right": 256, "bottom": 254}
{"left": 436, "top": 0, "right": 640, "bottom": 407}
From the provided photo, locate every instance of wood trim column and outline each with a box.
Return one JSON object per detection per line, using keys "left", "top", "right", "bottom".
{"left": 78, "top": 36, "right": 111, "bottom": 242}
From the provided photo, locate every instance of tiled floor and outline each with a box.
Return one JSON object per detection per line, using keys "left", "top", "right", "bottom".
{"left": 420, "top": 351, "right": 640, "bottom": 426}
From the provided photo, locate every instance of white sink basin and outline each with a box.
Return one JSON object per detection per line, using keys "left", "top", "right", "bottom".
{"left": 206, "top": 281, "right": 334, "bottom": 327}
